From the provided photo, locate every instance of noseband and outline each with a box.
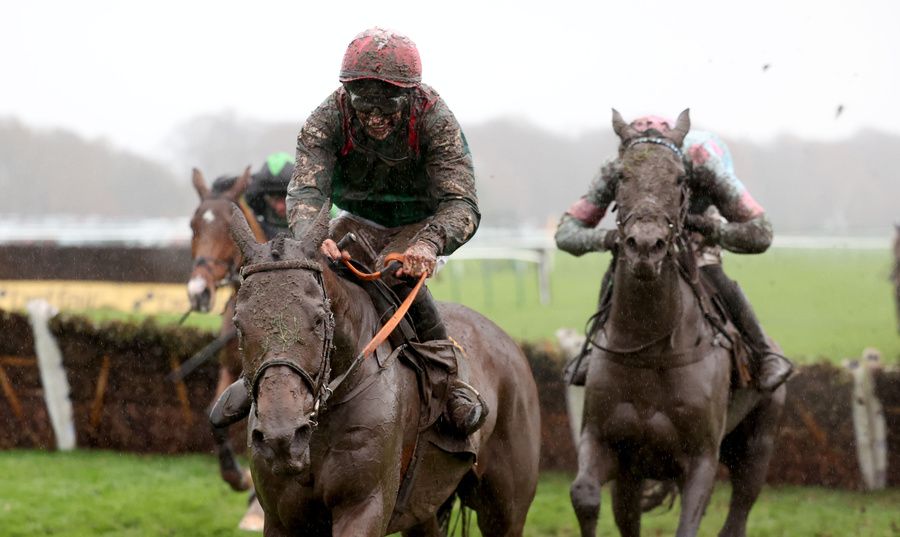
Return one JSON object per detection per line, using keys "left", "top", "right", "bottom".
{"left": 241, "top": 259, "right": 336, "bottom": 428}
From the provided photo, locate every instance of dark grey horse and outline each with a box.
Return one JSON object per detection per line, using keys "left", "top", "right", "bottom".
{"left": 570, "top": 110, "right": 786, "bottom": 537}
{"left": 227, "top": 205, "right": 541, "bottom": 536}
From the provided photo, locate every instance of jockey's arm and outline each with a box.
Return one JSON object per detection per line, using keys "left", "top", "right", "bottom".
{"left": 555, "top": 160, "right": 619, "bottom": 256}
{"left": 287, "top": 94, "right": 340, "bottom": 239}
{"left": 698, "top": 165, "right": 773, "bottom": 254}
{"left": 717, "top": 213, "right": 773, "bottom": 254}
{"left": 412, "top": 100, "right": 480, "bottom": 257}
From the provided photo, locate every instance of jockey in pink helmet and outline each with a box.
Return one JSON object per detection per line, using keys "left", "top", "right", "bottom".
{"left": 556, "top": 114, "right": 793, "bottom": 392}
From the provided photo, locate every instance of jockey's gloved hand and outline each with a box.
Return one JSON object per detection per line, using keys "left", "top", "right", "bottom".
{"left": 685, "top": 215, "right": 721, "bottom": 244}
{"left": 601, "top": 229, "right": 618, "bottom": 251}
{"left": 320, "top": 239, "right": 350, "bottom": 261}
{"left": 398, "top": 241, "right": 437, "bottom": 278}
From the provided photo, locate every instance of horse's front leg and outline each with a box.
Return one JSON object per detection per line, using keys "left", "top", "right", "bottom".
{"left": 570, "top": 426, "right": 616, "bottom": 537}
{"left": 675, "top": 451, "right": 719, "bottom": 537}
{"left": 331, "top": 489, "right": 391, "bottom": 537}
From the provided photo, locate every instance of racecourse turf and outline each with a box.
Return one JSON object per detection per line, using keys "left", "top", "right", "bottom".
{"left": 1, "top": 450, "right": 898, "bottom": 536}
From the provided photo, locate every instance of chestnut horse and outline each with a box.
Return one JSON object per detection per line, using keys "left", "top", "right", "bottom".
{"left": 227, "top": 204, "right": 541, "bottom": 536}
{"left": 570, "top": 110, "right": 786, "bottom": 537}
{"left": 188, "top": 166, "right": 266, "bottom": 491}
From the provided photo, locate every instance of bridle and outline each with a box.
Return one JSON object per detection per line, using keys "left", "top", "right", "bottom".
{"left": 237, "top": 253, "right": 425, "bottom": 431}
{"left": 583, "top": 135, "right": 698, "bottom": 360}
{"left": 240, "top": 259, "right": 335, "bottom": 429}
{"left": 191, "top": 255, "right": 241, "bottom": 289}
{"left": 614, "top": 136, "right": 691, "bottom": 256}
{"left": 190, "top": 197, "right": 266, "bottom": 293}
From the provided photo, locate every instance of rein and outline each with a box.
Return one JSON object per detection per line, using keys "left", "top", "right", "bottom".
{"left": 240, "top": 254, "right": 427, "bottom": 429}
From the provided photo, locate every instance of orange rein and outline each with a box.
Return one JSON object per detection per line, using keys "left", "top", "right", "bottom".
{"left": 340, "top": 253, "right": 428, "bottom": 358}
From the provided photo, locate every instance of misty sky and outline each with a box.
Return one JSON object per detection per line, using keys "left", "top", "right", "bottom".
{"left": 2, "top": 0, "right": 897, "bottom": 159}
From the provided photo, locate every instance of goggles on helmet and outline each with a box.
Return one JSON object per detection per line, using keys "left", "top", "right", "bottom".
{"left": 348, "top": 91, "right": 408, "bottom": 115}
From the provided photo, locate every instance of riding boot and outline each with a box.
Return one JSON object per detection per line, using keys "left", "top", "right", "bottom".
{"left": 701, "top": 265, "right": 794, "bottom": 391}
{"left": 399, "top": 284, "right": 488, "bottom": 436}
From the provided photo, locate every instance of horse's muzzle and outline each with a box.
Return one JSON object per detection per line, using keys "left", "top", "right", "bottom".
{"left": 251, "top": 422, "right": 313, "bottom": 477}
{"left": 187, "top": 275, "right": 213, "bottom": 312}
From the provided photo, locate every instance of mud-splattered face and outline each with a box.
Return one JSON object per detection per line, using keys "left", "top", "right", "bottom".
{"left": 616, "top": 146, "right": 684, "bottom": 280}
{"left": 346, "top": 79, "right": 407, "bottom": 140}
{"left": 233, "top": 240, "right": 333, "bottom": 478}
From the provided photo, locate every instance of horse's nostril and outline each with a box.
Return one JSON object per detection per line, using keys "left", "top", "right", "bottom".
{"left": 654, "top": 239, "right": 666, "bottom": 251}
{"left": 251, "top": 429, "right": 265, "bottom": 446}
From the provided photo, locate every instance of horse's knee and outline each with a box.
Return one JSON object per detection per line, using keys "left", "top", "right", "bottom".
{"left": 570, "top": 477, "right": 601, "bottom": 515}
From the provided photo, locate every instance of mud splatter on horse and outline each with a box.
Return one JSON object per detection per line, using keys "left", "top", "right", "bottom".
{"left": 228, "top": 204, "right": 541, "bottom": 536}
{"left": 570, "top": 110, "right": 785, "bottom": 537}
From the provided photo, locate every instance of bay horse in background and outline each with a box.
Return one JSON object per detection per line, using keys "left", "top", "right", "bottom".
{"left": 227, "top": 205, "right": 541, "bottom": 536}
{"left": 188, "top": 166, "right": 267, "bottom": 491}
{"left": 892, "top": 224, "right": 900, "bottom": 333}
{"left": 570, "top": 109, "right": 785, "bottom": 537}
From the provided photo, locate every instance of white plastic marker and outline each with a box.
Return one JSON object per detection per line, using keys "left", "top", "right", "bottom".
{"left": 847, "top": 348, "right": 888, "bottom": 491}
{"left": 26, "top": 299, "right": 76, "bottom": 450}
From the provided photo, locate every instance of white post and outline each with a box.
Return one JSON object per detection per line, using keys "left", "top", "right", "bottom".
{"left": 26, "top": 299, "right": 76, "bottom": 451}
{"left": 849, "top": 348, "right": 888, "bottom": 491}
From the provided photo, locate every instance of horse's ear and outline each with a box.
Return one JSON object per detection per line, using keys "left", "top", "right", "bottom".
{"left": 669, "top": 109, "right": 691, "bottom": 147}
{"left": 612, "top": 109, "right": 628, "bottom": 139}
{"left": 301, "top": 200, "right": 332, "bottom": 256}
{"left": 192, "top": 168, "right": 211, "bottom": 199}
{"left": 225, "top": 166, "right": 252, "bottom": 201}
{"left": 228, "top": 205, "right": 263, "bottom": 262}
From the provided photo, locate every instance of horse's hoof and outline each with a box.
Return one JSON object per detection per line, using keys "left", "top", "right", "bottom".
{"left": 238, "top": 497, "right": 265, "bottom": 532}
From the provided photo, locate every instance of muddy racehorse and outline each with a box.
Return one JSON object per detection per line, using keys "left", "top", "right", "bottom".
{"left": 226, "top": 204, "right": 541, "bottom": 536}
{"left": 570, "top": 110, "right": 786, "bottom": 537}
{"left": 188, "top": 167, "right": 267, "bottom": 491}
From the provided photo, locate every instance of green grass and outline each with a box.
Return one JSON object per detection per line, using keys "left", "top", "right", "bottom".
{"left": 1, "top": 451, "right": 897, "bottom": 536}
{"left": 427, "top": 248, "right": 900, "bottom": 364}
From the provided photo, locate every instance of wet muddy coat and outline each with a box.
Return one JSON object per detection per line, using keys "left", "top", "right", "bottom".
{"left": 556, "top": 130, "right": 773, "bottom": 262}
{"left": 287, "top": 84, "right": 479, "bottom": 257}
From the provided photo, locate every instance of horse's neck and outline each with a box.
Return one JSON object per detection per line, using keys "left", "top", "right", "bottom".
{"left": 608, "top": 258, "right": 684, "bottom": 342}
{"left": 322, "top": 268, "right": 381, "bottom": 369}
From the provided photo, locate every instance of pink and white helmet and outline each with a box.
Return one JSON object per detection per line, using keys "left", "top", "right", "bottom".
{"left": 629, "top": 115, "right": 674, "bottom": 133}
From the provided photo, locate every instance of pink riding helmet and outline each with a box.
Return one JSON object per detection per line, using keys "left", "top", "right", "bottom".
{"left": 629, "top": 115, "right": 674, "bottom": 133}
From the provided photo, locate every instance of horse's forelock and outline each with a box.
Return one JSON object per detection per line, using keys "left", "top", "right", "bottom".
{"left": 617, "top": 146, "right": 683, "bottom": 221}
